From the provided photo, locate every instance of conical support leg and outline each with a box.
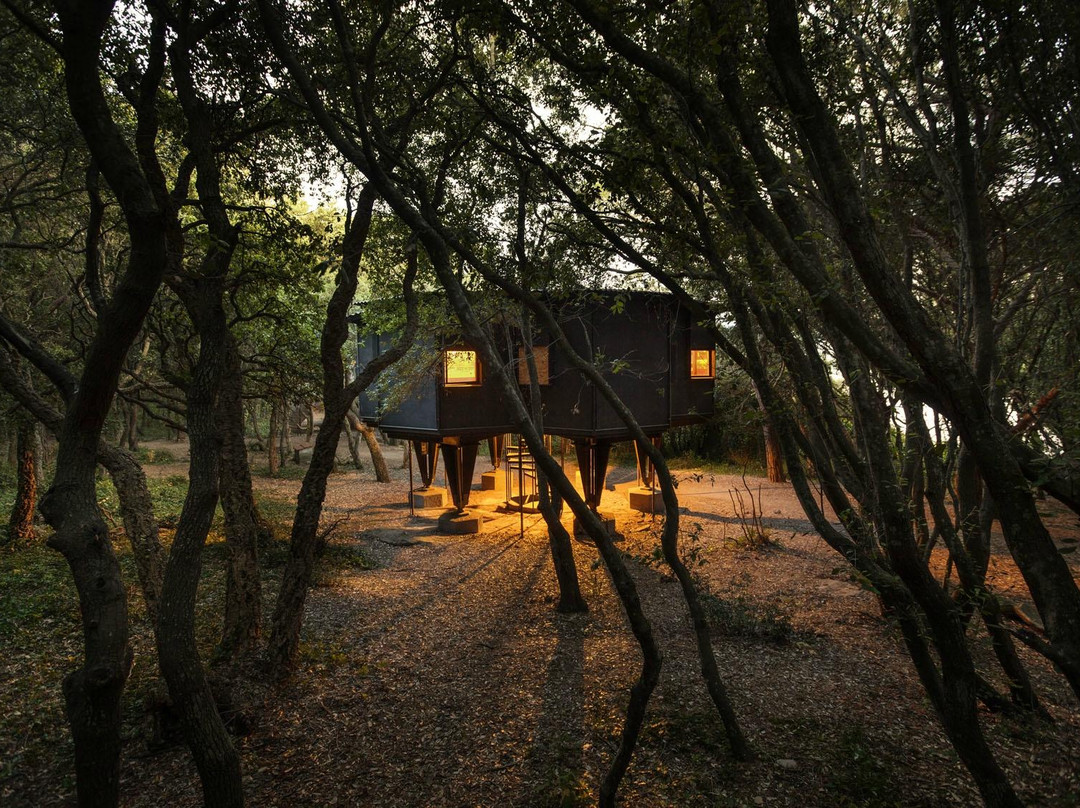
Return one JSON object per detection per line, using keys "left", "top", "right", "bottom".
{"left": 443, "top": 442, "right": 479, "bottom": 513}
{"left": 412, "top": 440, "right": 439, "bottom": 489}
{"left": 575, "top": 439, "right": 612, "bottom": 511}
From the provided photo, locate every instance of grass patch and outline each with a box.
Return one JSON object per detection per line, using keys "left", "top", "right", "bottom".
{"left": 666, "top": 453, "right": 767, "bottom": 478}
{"left": 134, "top": 447, "right": 178, "bottom": 464}
{"left": 701, "top": 591, "right": 794, "bottom": 643}
{"left": 94, "top": 473, "right": 194, "bottom": 528}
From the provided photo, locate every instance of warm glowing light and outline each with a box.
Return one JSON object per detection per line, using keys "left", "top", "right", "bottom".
{"left": 690, "top": 349, "right": 714, "bottom": 379}
{"left": 445, "top": 349, "right": 480, "bottom": 385}
{"left": 517, "top": 345, "right": 550, "bottom": 385}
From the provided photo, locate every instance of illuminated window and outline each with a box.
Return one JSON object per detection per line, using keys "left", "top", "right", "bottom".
{"left": 444, "top": 349, "right": 480, "bottom": 385}
{"left": 517, "top": 345, "right": 550, "bottom": 385}
{"left": 690, "top": 349, "right": 715, "bottom": 379}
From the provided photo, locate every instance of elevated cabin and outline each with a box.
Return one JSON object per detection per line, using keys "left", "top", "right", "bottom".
{"left": 353, "top": 291, "right": 716, "bottom": 520}
{"left": 355, "top": 325, "right": 514, "bottom": 514}
{"left": 523, "top": 291, "right": 715, "bottom": 510}
{"left": 527, "top": 291, "right": 715, "bottom": 440}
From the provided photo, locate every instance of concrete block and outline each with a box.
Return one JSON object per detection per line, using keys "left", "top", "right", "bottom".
{"left": 573, "top": 511, "right": 616, "bottom": 541}
{"left": 438, "top": 509, "right": 484, "bottom": 534}
{"left": 628, "top": 486, "right": 664, "bottom": 513}
{"left": 411, "top": 488, "right": 445, "bottom": 509}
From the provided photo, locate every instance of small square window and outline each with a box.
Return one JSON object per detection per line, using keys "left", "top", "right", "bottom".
{"left": 690, "top": 349, "right": 715, "bottom": 379}
{"left": 445, "top": 349, "right": 480, "bottom": 385}
{"left": 517, "top": 345, "right": 550, "bottom": 385}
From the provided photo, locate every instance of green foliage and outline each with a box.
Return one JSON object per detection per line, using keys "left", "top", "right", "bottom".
{"left": 134, "top": 447, "right": 177, "bottom": 464}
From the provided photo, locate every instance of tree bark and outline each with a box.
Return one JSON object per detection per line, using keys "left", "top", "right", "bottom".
{"left": 520, "top": 316, "right": 587, "bottom": 614}
{"left": 153, "top": 21, "right": 250, "bottom": 803}
{"left": 158, "top": 282, "right": 243, "bottom": 808}
{"left": 6, "top": 417, "right": 37, "bottom": 544}
{"left": 754, "top": 383, "right": 785, "bottom": 483}
{"left": 215, "top": 336, "right": 264, "bottom": 666}
{"left": 347, "top": 411, "right": 390, "bottom": 481}
{"left": 269, "top": 396, "right": 351, "bottom": 672}
{"left": 267, "top": 398, "right": 282, "bottom": 475}
{"left": 38, "top": 4, "right": 171, "bottom": 802}
{"left": 342, "top": 420, "right": 364, "bottom": 470}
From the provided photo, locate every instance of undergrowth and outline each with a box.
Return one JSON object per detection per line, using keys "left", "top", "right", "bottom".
{"left": 626, "top": 521, "right": 794, "bottom": 643}
{"left": 0, "top": 473, "right": 303, "bottom": 800}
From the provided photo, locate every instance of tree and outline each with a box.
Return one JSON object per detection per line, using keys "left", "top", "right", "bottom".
{"left": 267, "top": 181, "right": 420, "bottom": 674}
{"left": 0, "top": 2, "right": 175, "bottom": 803}
{"left": 447, "top": 0, "right": 1080, "bottom": 802}
{"left": 257, "top": 6, "right": 750, "bottom": 804}
{"left": 5, "top": 412, "right": 36, "bottom": 544}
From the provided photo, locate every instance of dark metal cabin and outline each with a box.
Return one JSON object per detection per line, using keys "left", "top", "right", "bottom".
{"left": 354, "top": 323, "right": 515, "bottom": 514}
{"left": 356, "top": 332, "right": 515, "bottom": 443}
{"left": 529, "top": 291, "right": 715, "bottom": 440}
{"left": 353, "top": 291, "right": 716, "bottom": 517}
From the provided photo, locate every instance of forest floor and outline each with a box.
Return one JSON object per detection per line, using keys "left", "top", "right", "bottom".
{"left": 3, "top": 436, "right": 1080, "bottom": 807}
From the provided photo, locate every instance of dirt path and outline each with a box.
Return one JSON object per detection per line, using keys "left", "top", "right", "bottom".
{"left": 97, "top": 434, "right": 1078, "bottom": 807}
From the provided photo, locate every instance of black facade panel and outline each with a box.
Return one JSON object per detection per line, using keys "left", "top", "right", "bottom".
{"left": 540, "top": 292, "right": 685, "bottom": 439}
{"left": 669, "top": 307, "right": 716, "bottom": 426}
{"left": 356, "top": 329, "right": 513, "bottom": 441}
{"left": 354, "top": 290, "right": 715, "bottom": 442}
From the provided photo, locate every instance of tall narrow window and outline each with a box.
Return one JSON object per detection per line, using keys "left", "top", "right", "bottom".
{"left": 517, "top": 345, "right": 550, "bottom": 385}
{"left": 444, "top": 349, "right": 480, "bottom": 385}
{"left": 690, "top": 349, "right": 715, "bottom": 379}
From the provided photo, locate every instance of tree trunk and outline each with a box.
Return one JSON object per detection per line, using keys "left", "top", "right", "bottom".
{"left": 267, "top": 189, "right": 418, "bottom": 674}
{"left": 269, "top": 397, "right": 349, "bottom": 672}
{"left": 539, "top": 474, "right": 588, "bottom": 613}
{"left": 278, "top": 404, "right": 290, "bottom": 467}
{"left": 97, "top": 446, "right": 166, "bottom": 622}
{"left": 158, "top": 284, "right": 243, "bottom": 808}
{"left": 764, "top": 422, "right": 784, "bottom": 482}
{"left": 267, "top": 398, "right": 281, "bottom": 475}
{"left": 342, "top": 421, "right": 363, "bottom": 470}
{"left": 156, "top": 24, "right": 249, "bottom": 802}
{"left": 521, "top": 315, "right": 587, "bottom": 614}
{"left": 122, "top": 401, "right": 139, "bottom": 451}
{"left": 215, "top": 337, "right": 264, "bottom": 666}
{"left": 349, "top": 412, "right": 391, "bottom": 482}
{"left": 39, "top": 4, "right": 173, "bottom": 799}
{"left": 6, "top": 418, "right": 37, "bottom": 544}
{"left": 753, "top": 383, "right": 785, "bottom": 482}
